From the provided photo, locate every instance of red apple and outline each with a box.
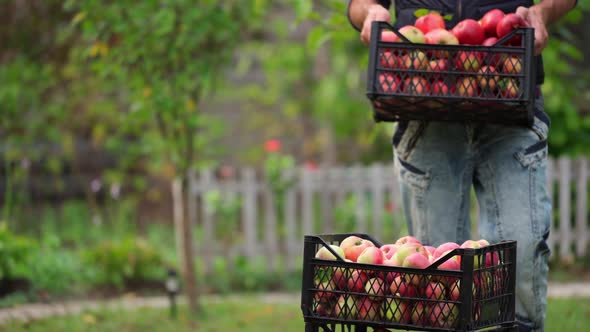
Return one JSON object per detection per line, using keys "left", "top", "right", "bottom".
{"left": 315, "top": 245, "right": 345, "bottom": 260}
{"left": 448, "top": 279, "right": 461, "bottom": 301}
{"left": 398, "top": 25, "right": 426, "bottom": 44}
{"left": 424, "top": 246, "right": 437, "bottom": 260}
{"left": 482, "top": 36, "right": 499, "bottom": 46}
{"left": 395, "top": 235, "right": 422, "bottom": 246}
{"left": 332, "top": 266, "right": 351, "bottom": 290}
{"left": 430, "top": 302, "right": 459, "bottom": 328}
{"left": 314, "top": 278, "right": 336, "bottom": 301}
{"left": 425, "top": 281, "right": 447, "bottom": 300}
{"left": 379, "top": 73, "right": 402, "bottom": 93}
{"left": 389, "top": 275, "right": 418, "bottom": 298}
{"left": 365, "top": 277, "right": 387, "bottom": 301}
{"left": 479, "top": 9, "right": 505, "bottom": 38}
{"left": 477, "top": 65, "right": 499, "bottom": 92}
{"left": 381, "top": 298, "right": 412, "bottom": 323}
{"left": 415, "top": 12, "right": 446, "bottom": 34}
{"left": 431, "top": 80, "right": 450, "bottom": 96}
{"left": 347, "top": 270, "right": 369, "bottom": 292}
{"left": 381, "top": 30, "right": 400, "bottom": 43}
{"left": 425, "top": 28, "right": 459, "bottom": 55}
{"left": 496, "top": 13, "right": 527, "bottom": 45}
{"left": 434, "top": 242, "right": 460, "bottom": 260}
{"left": 392, "top": 243, "right": 427, "bottom": 266}
{"left": 401, "top": 50, "right": 428, "bottom": 70}
{"left": 402, "top": 252, "right": 431, "bottom": 286}
{"left": 334, "top": 295, "right": 358, "bottom": 319}
{"left": 357, "top": 246, "right": 385, "bottom": 265}
{"left": 460, "top": 240, "right": 482, "bottom": 249}
{"left": 357, "top": 297, "right": 381, "bottom": 321}
{"left": 340, "top": 236, "right": 375, "bottom": 262}
{"left": 455, "top": 51, "right": 482, "bottom": 72}
{"left": 456, "top": 77, "right": 479, "bottom": 97}
{"left": 402, "top": 76, "right": 430, "bottom": 95}
{"left": 379, "top": 258, "right": 401, "bottom": 284}
{"left": 410, "top": 301, "right": 429, "bottom": 326}
{"left": 380, "top": 244, "right": 400, "bottom": 260}
{"left": 428, "top": 58, "right": 450, "bottom": 73}
{"left": 499, "top": 78, "right": 519, "bottom": 98}
{"left": 380, "top": 50, "right": 401, "bottom": 69}
{"left": 502, "top": 56, "right": 522, "bottom": 74}
{"left": 451, "top": 19, "right": 485, "bottom": 45}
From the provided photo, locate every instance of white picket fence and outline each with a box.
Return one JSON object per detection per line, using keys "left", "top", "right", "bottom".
{"left": 185, "top": 157, "right": 589, "bottom": 272}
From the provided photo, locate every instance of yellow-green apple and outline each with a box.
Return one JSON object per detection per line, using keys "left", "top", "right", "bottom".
{"left": 392, "top": 243, "right": 427, "bottom": 266}
{"left": 477, "top": 65, "right": 499, "bottom": 92}
{"left": 380, "top": 244, "right": 400, "bottom": 260}
{"left": 425, "top": 281, "right": 447, "bottom": 300}
{"left": 431, "top": 80, "right": 451, "bottom": 96}
{"left": 451, "top": 19, "right": 485, "bottom": 45}
{"left": 502, "top": 56, "right": 522, "bottom": 74}
{"left": 401, "top": 51, "right": 428, "bottom": 70}
{"left": 347, "top": 270, "right": 370, "bottom": 292}
{"left": 496, "top": 13, "right": 528, "bottom": 45}
{"left": 340, "top": 236, "right": 375, "bottom": 262}
{"left": 455, "top": 51, "right": 482, "bottom": 72}
{"left": 316, "top": 245, "right": 345, "bottom": 260}
{"left": 381, "top": 297, "right": 412, "bottom": 323}
{"left": 415, "top": 12, "right": 446, "bottom": 34}
{"left": 402, "top": 252, "right": 431, "bottom": 286}
{"left": 430, "top": 302, "right": 459, "bottom": 328}
{"left": 334, "top": 295, "right": 358, "bottom": 319}
{"left": 456, "top": 76, "right": 479, "bottom": 97}
{"left": 365, "top": 277, "right": 388, "bottom": 301}
{"left": 357, "top": 297, "right": 381, "bottom": 321}
{"left": 398, "top": 25, "right": 426, "bottom": 44}
{"left": 428, "top": 58, "right": 450, "bottom": 72}
{"left": 433, "top": 242, "right": 460, "bottom": 261}
{"left": 390, "top": 275, "right": 418, "bottom": 298}
{"left": 479, "top": 9, "right": 505, "bottom": 38}
{"left": 357, "top": 246, "right": 385, "bottom": 265}
{"left": 402, "top": 76, "right": 430, "bottom": 95}
{"left": 461, "top": 240, "right": 482, "bottom": 249}
{"left": 499, "top": 78, "right": 519, "bottom": 98}
{"left": 395, "top": 235, "right": 422, "bottom": 246}
{"left": 410, "top": 301, "right": 430, "bottom": 326}
{"left": 379, "top": 73, "right": 402, "bottom": 93}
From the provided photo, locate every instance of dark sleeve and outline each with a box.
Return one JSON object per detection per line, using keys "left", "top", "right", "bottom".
{"left": 347, "top": 0, "right": 392, "bottom": 32}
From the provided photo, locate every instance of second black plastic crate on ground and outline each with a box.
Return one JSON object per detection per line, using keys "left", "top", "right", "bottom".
{"left": 300, "top": 233, "right": 518, "bottom": 331}
{"left": 366, "top": 22, "right": 536, "bottom": 126}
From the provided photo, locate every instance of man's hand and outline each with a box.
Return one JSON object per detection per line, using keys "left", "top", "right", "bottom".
{"left": 360, "top": 4, "right": 391, "bottom": 45}
{"left": 516, "top": 6, "right": 548, "bottom": 55}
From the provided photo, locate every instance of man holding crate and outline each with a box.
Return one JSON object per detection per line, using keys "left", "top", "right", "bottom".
{"left": 348, "top": 1, "right": 577, "bottom": 331}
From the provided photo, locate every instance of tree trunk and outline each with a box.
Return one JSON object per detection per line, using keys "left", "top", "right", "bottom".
{"left": 172, "top": 177, "right": 200, "bottom": 314}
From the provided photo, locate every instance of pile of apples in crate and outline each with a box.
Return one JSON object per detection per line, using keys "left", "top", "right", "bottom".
{"left": 379, "top": 9, "right": 528, "bottom": 98}
{"left": 313, "top": 235, "right": 501, "bottom": 328}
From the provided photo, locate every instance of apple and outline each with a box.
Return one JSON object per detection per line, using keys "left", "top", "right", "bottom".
{"left": 381, "top": 30, "right": 400, "bottom": 43}
{"left": 379, "top": 73, "right": 402, "bottom": 93}
{"left": 434, "top": 242, "right": 460, "bottom": 260}
{"left": 461, "top": 240, "right": 482, "bottom": 249}
{"left": 402, "top": 76, "right": 430, "bottom": 95}
{"left": 334, "top": 295, "right": 358, "bottom": 319}
{"left": 415, "top": 12, "right": 446, "bottom": 34}
{"left": 357, "top": 246, "right": 385, "bottom": 265}
{"left": 499, "top": 78, "right": 519, "bottom": 98}
{"left": 401, "top": 50, "right": 428, "bottom": 70}
{"left": 451, "top": 19, "right": 485, "bottom": 45}
{"left": 392, "top": 243, "right": 427, "bottom": 266}
{"left": 502, "top": 56, "right": 522, "bottom": 74}
{"left": 380, "top": 244, "right": 400, "bottom": 260}
{"left": 379, "top": 258, "right": 401, "bottom": 284}
{"left": 448, "top": 279, "right": 461, "bottom": 301}
{"left": 315, "top": 299, "right": 336, "bottom": 317}
{"left": 395, "top": 235, "right": 422, "bottom": 246}
{"left": 389, "top": 275, "right": 418, "bottom": 298}
{"left": 347, "top": 270, "right": 370, "bottom": 292}
{"left": 479, "top": 9, "right": 505, "bottom": 38}
{"left": 380, "top": 50, "right": 401, "bottom": 69}
{"left": 477, "top": 65, "right": 499, "bottom": 92}
{"left": 456, "top": 77, "right": 479, "bottom": 97}
{"left": 314, "top": 278, "right": 336, "bottom": 301}
{"left": 332, "top": 266, "right": 351, "bottom": 290}
{"left": 424, "top": 246, "right": 437, "bottom": 260}
{"left": 315, "top": 245, "right": 345, "bottom": 260}
{"left": 340, "top": 236, "right": 375, "bottom": 262}
{"left": 428, "top": 58, "right": 450, "bottom": 72}
{"left": 425, "top": 281, "right": 447, "bottom": 300}
{"left": 357, "top": 297, "right": 381, "bottom": 321}
{"left": 496, "top": 13, "right": 527, "bottom": 45}
{"left": 410, "top": 301, "right": 429, "bottom": 326}
{"left": 425, "top": 28, "right": 459, "bottom": 58}
{"left": 430, "top": 302, "right": 459, "bottom": 328}
{"left": 478, "top": 239, "right": 490, "bottom": 246}
{"left": 398, "top": 25, "right": 426, "bottom": 44}
{"left": 381, "top": 297, "right": 411, "bottom": 323}
{"left": 434, "top": 258, "right": 461, "bottom": 286}
{"left": 365, "top": 277, "right": 387, "bottom": 301}
{"left": 402, "top": 252, "right": 431, "bottom": 286}
{"left": 455, "top": 51, "right": 482, "bottom": 72}
{"left": 431, "top": 80, "right": 450, "bottom": 96}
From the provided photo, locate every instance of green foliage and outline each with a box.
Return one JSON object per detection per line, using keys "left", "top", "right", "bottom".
{"left": 81, "top": 237, "right": 165, "bottom": 288}
{"left": 0, "top": 222, "right": 36, "bottom": 280}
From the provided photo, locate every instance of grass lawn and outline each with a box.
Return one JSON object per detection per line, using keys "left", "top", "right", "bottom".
{"left": 2, "top": 297, "right": 589, "bottom": 331}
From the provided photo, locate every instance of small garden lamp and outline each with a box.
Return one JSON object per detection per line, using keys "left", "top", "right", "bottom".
{"left": 165, "top": 268, "right": 179, "bottom": 318}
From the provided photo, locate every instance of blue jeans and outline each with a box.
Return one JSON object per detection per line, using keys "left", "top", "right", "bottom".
{"left": 393, "top": 93, "right": 550, "bottom": 331}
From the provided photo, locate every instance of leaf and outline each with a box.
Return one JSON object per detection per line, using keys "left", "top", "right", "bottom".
{"left": 443, "top": 14, "right": 454, "bottom": 21}
{"left": 414, "top": 9, "right": 429, "bottom": 18}
{"left": 295, "top": 0, "right": 313, "bottom": 21}
{"left": 306, "top": 26, "right": 331, "bottom": 54}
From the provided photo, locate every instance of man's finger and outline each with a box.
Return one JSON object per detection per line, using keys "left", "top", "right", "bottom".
{"left": 515, "top": 6, "right": 529, "bottom": 20}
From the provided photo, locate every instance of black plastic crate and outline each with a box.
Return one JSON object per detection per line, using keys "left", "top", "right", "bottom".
{"left": 366, "top": 22, "right": 536, "bottom": 126}
{"left": 301, "top": 233, "right": 518, "bottom": 331}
